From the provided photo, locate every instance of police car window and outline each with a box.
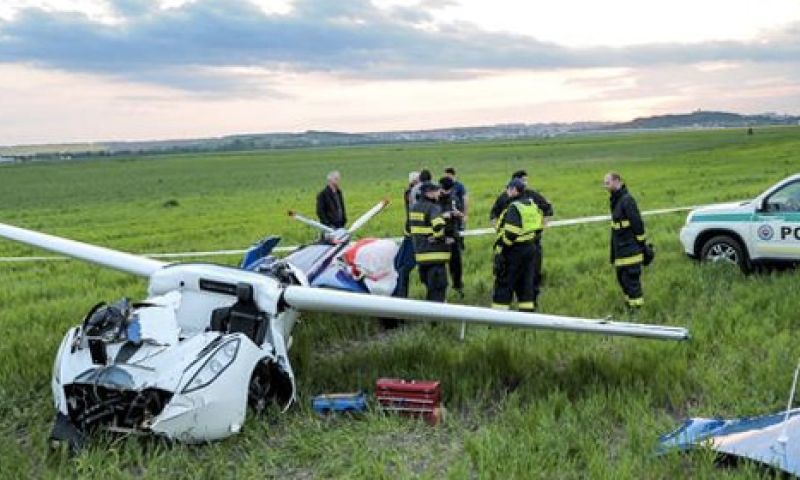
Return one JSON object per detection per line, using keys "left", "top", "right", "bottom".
{"left": 766, "top": 182, "right": 800, "bottom": 212}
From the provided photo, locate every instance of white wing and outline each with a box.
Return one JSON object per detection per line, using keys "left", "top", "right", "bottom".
{"left": 0, "top": 221, "right": 690, "bottom": 341}
{"left": 0, "top": 222, "right": 165, "bottom": 277}
{"left": 283, "top": 286, "right": 689, "bottom": 341}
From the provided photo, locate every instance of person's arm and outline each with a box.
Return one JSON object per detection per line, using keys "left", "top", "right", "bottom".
{"left": 498, "top": 206, "right": 522, "bottom": 249}
{"left": 531, "top": 191, "right": 553, "bottom": 225}
{"left": 316, "top": 190, "right": 330, "bottom": 226}
{"left": 625, "top": 197, "right": 646, "bottom": 244}
{"left": 430, "top": 206, "right": 447, "bottom": 242}
{"left": 340, "top": 190, "right": 347, "bottom": 226}
{"left": 460, "top": 184, "right": 469, "bottom": 218}
{"left": 489, "top": 193, "right": 506, "bottom": 224}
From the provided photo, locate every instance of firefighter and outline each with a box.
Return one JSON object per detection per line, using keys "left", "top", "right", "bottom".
{"left": 393, "top": 171, "right": 420, "bottom": 299}
{"left": 439, "top": 176, "right": 465, "bottom": 298}
{"left": 489, "top": 170, "right": 553, "bottom": 301}
{"left": 492, "top": 179, "right": 543, "bottom": 312}
{"left": 409, "top": 182, "right": 451, "bottom": 302}
{"left": 604, "top": 172, "right": 646, "bottom": 309}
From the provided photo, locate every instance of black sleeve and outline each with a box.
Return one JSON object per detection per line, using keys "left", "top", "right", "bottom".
{"left": 624, "top": 196, "right": 646, "bottom": 243}
{"left": 316, "top": 190, "right": 329, "bottom": 226}
{"left": 340, "top": 190, "right": 347, "bottom": 226}
{"left": 497, "top": 205, "right": 522, "bottom": 251}
{"left": 529, "top": 190, "right": 553, "bottom": 217}
{"left": 489, "top": 193, "right": 508, "bottom": 221}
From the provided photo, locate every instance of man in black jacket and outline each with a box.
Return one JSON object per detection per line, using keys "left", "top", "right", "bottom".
{"left": 409, "top": 182, "right": 451, "bottom": 302}
{"left": 393, "top": 171, "right": 420, "bottom": 299}
{"left": 492, "top": 179, "right": 543, "bottom": 311}
{"left": 489, "top": 170, "right": 553, "bottom": 225}
{"left": 489, "top": 170, "right": 553, "bottom": 303}
{"left": 316, "top": 171, "right": 347, "bottom": 229}
{"left": 604, "top": 172, "right": 646, "bottom": 309}
{"left": 439, "top": 176, "right": 465, "bottom": 298}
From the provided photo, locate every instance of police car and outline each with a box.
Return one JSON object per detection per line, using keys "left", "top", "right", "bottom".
{"left": 680, "top": 174, "right": 800, "bottom": 272}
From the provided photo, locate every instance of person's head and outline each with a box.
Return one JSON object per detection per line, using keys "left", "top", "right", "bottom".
{"left": 603, "top": 172, "right": 622, "bottom": 193}
{"left": 506, "top": 178, "right": 526, "bottom": 198}
{"left": 419, "top": 169, "right": 432, "bottom": 183}
{"left": 421, "top": 182, "right": 441, "bottom": 201}
{"left": 511, "top": 169, "right": 528, "bottom": 185}
{"left": 439, "top": 176, "right": 454, "bottom": 194}
{"left": 408, "top": 171, "right": 420, "bottom": 186}
{"left": 327, "top": 170, "right": 341, "bottom": 188}
{"left": 444, "top": 167, "right": 456, "bottom": 179}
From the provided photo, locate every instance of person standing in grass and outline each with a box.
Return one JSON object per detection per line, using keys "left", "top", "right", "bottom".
{"left": 604, "top": 172, "right": 647, "bottom": 310}
{"left": 316, "top": 170, "right": 347, "bottom": 229}
{"left": 438, "top": 176, "right": 465, "bottom": 299}
{"left": 490, "top": 169, "right": 553, "bottom": 306}
{"left": 443, "top": 167, "right": 469, "bottom": 231}
{"left": 492, "top": 179, "right": 542, "bottom": 312}
{"left": 409, "top": 169, "right": 432, "bottom": 208}
{"left": 409, "top": 182, "right": 451, "bottom": 302}
{"left": 393, "top": 171, "right": 420, "bottom": 299}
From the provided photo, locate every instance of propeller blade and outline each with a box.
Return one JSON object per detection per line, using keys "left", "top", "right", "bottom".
{"left": 347, "top": 199, "right": 390, "bottom": 234}
{"left": 287, "top": 210, "right": 336, "bottom": 235}
{"left": 0, "top": 222, "right": 165, "bottom": 277}
{"left": 282, "top": 286, "right": 689, "bottom": 341}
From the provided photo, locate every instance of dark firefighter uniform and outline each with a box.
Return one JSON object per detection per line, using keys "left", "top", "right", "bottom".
{"left": 392, "top": 183, "right": 417, "bottom": 298}
{"left": 409, "top": 188, "right": 450, "bottom": 302}
{"left": 490, "top": 186, "right": 552, "bottom": 301}
{"left": 609, "top": 185, "right": 646, "bottom": 308}
{"left": 439, "top": 179, "right": 464, "bottom": 294}
{"left": 492, "top": 194, "right": 543, "bottom": 311}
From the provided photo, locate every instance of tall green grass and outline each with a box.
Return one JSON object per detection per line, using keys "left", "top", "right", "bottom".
{"left": 1, "top": 126, "right": 799, "bottom": 478}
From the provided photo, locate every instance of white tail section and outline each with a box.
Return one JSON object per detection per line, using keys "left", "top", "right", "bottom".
{"left": 0, "top": 222, "right": 166, "bottom": 277}
{"left": 283, "top": 286, "right": 689, "bottom": 341}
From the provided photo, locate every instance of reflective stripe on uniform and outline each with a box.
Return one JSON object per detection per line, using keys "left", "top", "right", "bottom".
{"left": 636, "top": 234, "right": 647, "bottom": 242}
{"left": 504, "top": 224, "right": 523, "bottom": 234}
{"left": 409, "top": 212, "right": 425, "bottom": 220}
{"left": 491, "top": 303, "right": 510, "bottom": 310}
{"left": 431, "top": 217, "right": 446, "bottom": 227}
{"left": 516, "top": 232, "right": 537, "bottom": 242}
{"left": 415, "top": 251, "right": 451, "bottom": 262}
{"left": 627, "top": 297, "right": 644, "bottom": 306}
{"left": 614, "top": 253, "right": 644, "bottom": 266}
{"left": 517, "top": 301, "right": 535, "bottom": 310}
{"left": 409, "top": 226, "right": 433, "bottom": 235}
{"left": 611, "top": 219, "right": 631, "bottom": 229}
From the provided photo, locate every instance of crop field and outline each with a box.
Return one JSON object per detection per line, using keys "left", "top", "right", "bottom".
{"left": 1, "top": 126, "right": 800, "bottom": 478}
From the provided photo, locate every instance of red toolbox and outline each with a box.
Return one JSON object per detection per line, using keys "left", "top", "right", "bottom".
{"left": 375, "top": 378, "right": 443, "bottom": 425}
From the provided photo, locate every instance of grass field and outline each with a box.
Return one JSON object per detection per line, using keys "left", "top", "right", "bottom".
{"left": 1, "top": 126, "right": 800, "bottom": 478}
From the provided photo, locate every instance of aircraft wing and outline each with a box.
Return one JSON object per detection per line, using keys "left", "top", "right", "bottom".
{"left": 0, "top": 222, "right": 165, "bottom": 277}
{"left": 0, "top": 221, "right": 690, "bottom": 340}
{"left": 283, "top": 286, "right": 689, "bottom": 341}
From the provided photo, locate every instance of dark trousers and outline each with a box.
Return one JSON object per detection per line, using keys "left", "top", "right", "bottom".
{"left": 492, "top": 244, "right": 536, "bottom": 311}
{"left": 531, "top": 240, "right": 542, "bottom": 301}
{"left": 393, "top": 236, "right": 416, "bottom": 298}
{"left": 448, "top": 238, "right": 464, "bottom": 290}
{"left": 419, "top": 263, "right": 448, "bottom": 303}
{"left": 615, "top": 263, "right": 643, "bottom": 307}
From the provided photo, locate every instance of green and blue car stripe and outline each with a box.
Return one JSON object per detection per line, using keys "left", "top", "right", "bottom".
{"left": 690, "top": 213, "right": 800, "bottom": 223}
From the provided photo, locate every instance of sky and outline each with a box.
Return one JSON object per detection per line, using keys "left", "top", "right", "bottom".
{"left": 0, "top": 0, "right": 799, "bottom": 145}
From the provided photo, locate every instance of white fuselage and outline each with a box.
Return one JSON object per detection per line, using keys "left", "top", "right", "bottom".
{"left": 52, "top": 263, "right": 303, "bottom": 443}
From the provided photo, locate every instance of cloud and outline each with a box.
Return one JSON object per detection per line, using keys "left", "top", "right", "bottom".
{"left": 0, "top": 0, "right": 798, "bottom": 94}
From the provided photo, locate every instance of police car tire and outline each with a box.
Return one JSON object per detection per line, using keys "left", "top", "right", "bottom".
{"left": 700, "top": 235, "right": 749, "bottom": 272}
